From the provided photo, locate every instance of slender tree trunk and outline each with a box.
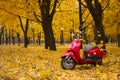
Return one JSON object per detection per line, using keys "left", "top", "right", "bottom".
{"left": 12, "top": 37, "right": 15, "bottom": 45}
{"left": 8, "top": 29, "right": 11, "bottom": 45}
{"left": 32, "top": 29, "right": 35, "bottom": 45}
{"left": 118, "top": 34, "right": 120, "bottom": 47}
{"left": 0, "top": 27, "right": 3, "bottom": 45}
{"left": 60, "top": 30, "right": 64, "bottom": 44}
{"left": 78, "top": 0, "right": 83, "bottom": 27}
{"left": 5, "top": 34, "right": 8, "bottom": 45}
{"left": 38, "top": 32, "right": 41, "bottom": 45}
{"left": 70, "top": 30, "right": 72, "bottom": 42}
{"left": 12, "top": 29, "right": 15, "bottom": 45}
{"left": 17, "top": 33, "right": 21, "bottom": 46}
{"left": 18, "top": 16, "right": 29, "bottom": 48}
{"left": 24, "top": 19, "right": 29, "bottom": 48}
{"left": 24, "top": 31, "right": 28, "bottom": 48}
{"left": 2, "top": 29, "right": 4, "bottom": 45}
{"left": 0, "top": 33, "right": 2, "bottom": 45}
{"left": 117, "top": 22, "right": 120, "bottom": 47}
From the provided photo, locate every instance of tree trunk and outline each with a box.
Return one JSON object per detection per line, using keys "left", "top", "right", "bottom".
{"left": 12, "top": 37, "right": 15, "bottom": 45}
{"left": 18, "top": 16, "right": 29, "bottom": 48}
{"left": 36, "top": 0, "right": 57, "bottom": 51}
{"left": 8, "top": 29, "right": 11, "bottom": 45}
{"left": 24, "top": 32, "right": 28, "bottom": 48}
{"left": 49, "top": 26, "right": 56, "bottom": 50}
{"left": 5, "top": 34, "right": 8, "bottom": 45}
{"left": 78, "top": 0, "right": 83, "bottom": 27}
{"left": 0, "top": 33, "right": 2, "bottom": 45}
{"left": 1, "top": 27, "right": 4, "bottom": 45}
{"left": 12, "top": 29, "right": 15, "bottom": 45}
{"left": 70, "top": 30, "right": 73, "bottom": 42}
{"left": 0, "top": 27, "right": 3, "bottom": 45}
{"left": 94, "top": 21, "right": 106, "bottom": 49}
{"left": 42, "top": 20, "right": 56, "bottom": 50}
{"left": 17, "top": 33, "right": 21, "bottom": 46}
{"left": 38, "top": 32, "right": 41, "bottom": 45}
{"left": 24, "top": 19, "right": 29, "bottom": 48}
{"left": 85, "top": 0, "right": 106, "bottom": 49}
{"left": 32, "top": 29, "right": 35, "bottom": 45}
{"left": 60, "top": 30, "right": 64, "bottom": 44}
{"left": 117, "top": 22, "right": 120, "bottom": 47}
{"left": 118, "top": 34, "right": 120, "bottom": 47}
{"left": 42, "top": 23, "right": 49, "bottom": 49}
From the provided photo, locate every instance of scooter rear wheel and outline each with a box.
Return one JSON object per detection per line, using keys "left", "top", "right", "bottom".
{"left": 93, "top": 58, "right": 102, "bottom": 66}
{"left": 61, "top": 56, "right": 76, "bottom": 70}
{"left": 96, "top": 58, "right": 102, "bottom": 65}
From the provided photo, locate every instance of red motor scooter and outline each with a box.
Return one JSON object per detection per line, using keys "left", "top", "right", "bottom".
{"left": 61, "top": 39, "right": 107, "bottom": 70}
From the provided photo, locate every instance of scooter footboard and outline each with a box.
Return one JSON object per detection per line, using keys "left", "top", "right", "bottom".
{"left": 61, "top": 52, "right": 78, "bottom": 63}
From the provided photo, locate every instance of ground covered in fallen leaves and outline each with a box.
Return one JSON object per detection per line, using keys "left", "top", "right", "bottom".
{"left": 0, "top": 44, "right": 120, "bottom": 80}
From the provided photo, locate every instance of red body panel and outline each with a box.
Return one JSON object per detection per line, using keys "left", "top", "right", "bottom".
{"left": 84, "top": 47, "right": 106, "bottom": 58}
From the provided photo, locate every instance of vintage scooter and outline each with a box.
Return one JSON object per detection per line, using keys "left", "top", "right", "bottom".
{"left": 61, "top": 39, "right": 107, "bottom": 70}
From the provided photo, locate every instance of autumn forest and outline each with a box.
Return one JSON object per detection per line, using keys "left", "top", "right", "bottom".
{"left": 0, "top": 0, "right": 120, "bottom": 80}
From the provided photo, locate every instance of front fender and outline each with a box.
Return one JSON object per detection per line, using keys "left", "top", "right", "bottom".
{"left": 61, "top": 52, "right": 78, "bottom": 63}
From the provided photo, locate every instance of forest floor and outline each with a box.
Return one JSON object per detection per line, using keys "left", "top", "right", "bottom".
{"left": 0, "top": 44, "right": 120, "bottom": 80}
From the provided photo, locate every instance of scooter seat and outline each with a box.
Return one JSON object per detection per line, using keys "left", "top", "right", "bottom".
{"left": 83, "top": 44, "right": 95, "bottom": 52}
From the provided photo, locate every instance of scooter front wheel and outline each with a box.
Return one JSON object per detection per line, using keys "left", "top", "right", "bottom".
{"left": 61, "top": 56, "right": 76, "bottom": 70}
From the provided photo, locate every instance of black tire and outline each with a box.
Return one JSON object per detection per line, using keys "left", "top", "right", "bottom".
{"left": 96, "top": 58, "right": 102, "bottom": 65}
{"left": 61, "top": 56, "right": 76, "bottom": 70}
{"left": 92, "top": 58, "right": 102, "bottom": 67}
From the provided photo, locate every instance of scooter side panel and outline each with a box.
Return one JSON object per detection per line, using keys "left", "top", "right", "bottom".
{"left": 87, "top": 47, "right": 106, "bottom": 58}
{"left": 98, "top": 50, "right": 106, "bottom": 58}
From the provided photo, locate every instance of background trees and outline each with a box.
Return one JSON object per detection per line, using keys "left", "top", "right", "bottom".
{"left": 104, "top": 0, "right": 120, "bottom": 46}
{"left": 0, "top": 0, "right": 59, "bottom": 50}
{"left": 0, "top": 0, "right": 119, "bottom": 50}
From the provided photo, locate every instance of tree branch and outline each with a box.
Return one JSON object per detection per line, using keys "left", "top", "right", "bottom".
{"left": 18, "top": 16, "right": 25, "bottom": 33}
{"left": 102, "top": 0, "right": 110, "bottom": 12}
{"left": 0, "top": 7, "right": 36, "bottom": 22}
{"left": 81, "top": 8, "right": 87, "bottom": 15}
{"left": 81, "top": 2, "right": 88, "bottom": 8}
{"left": 87, "top": 19, "right": 94, "bottom": 27}
{"left": 33, "top": 11, "right": 42, "bottom": 23}
{"left": 83, "top": 13, "right": 90, "bottom": 23}
{"left": 85, "top": 0, "right": 98, "bottom": 22}
{"left": 50, "top": 0, "right": 58, "bottom": 19}
{"left": 25, "top": 18, "right": 29, "bottom": 32}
